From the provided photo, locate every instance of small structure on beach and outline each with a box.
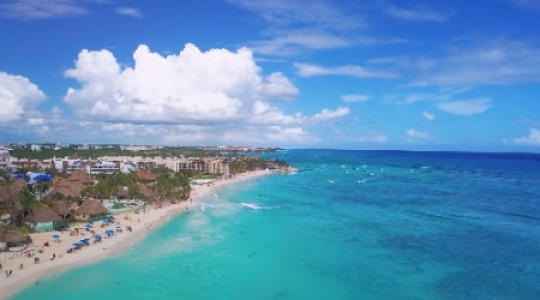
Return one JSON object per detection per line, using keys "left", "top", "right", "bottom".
{"left": 51, "top": 201, "right": 73, "bottom": 221}
{"left": 74, "top": 200, "right": 108, "bottom": 221}
{"left": 1, "top": 227, "right": 32, "bottom": 251}
{"left": 25, "top": 205, "right": 62, "bottom": 232}
{"left": 0, "top": 225, "right": 6, "bottom": 251}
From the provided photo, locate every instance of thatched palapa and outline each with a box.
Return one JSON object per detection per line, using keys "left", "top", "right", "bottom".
{"left": 26, "top": 205, "right": 62, "bottom": 223}
{"left": 0, "top": 179, "right": 25, "bottom": 204}
{"left": 4, "top": 230, "right": 32, "bottom": 246}
{"left": 67, "top": 170, "right": 94, "bottom": 186}
{"left": 47, "top": 179, "right": 86, "bottom": 199}
{"left": 137, "top": 169, "right": 157, "bottom": 182}
{"left": 74, "top": 200, "right": 108, "bottom": 221}
{"left": 51, "top": 201, "right": 72, "bottom": 219}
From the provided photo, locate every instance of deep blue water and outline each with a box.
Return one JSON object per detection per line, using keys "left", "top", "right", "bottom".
{"left": 12, "top": 150, "right": 540, "bottom": 299}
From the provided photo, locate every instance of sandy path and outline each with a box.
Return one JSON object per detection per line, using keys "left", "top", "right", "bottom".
{"left": 0, "top": 169, "right": 273, "bottom": 299}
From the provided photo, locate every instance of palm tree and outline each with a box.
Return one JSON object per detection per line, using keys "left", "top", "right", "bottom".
{"left": 18, "top": 185, "right": 39, "bottom": 225}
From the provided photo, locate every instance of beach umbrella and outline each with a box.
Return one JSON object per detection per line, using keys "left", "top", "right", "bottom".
{"left": 52, "top": 234, "right": 60, "bottom": 239}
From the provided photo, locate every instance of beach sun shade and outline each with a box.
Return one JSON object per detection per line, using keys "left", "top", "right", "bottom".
{"left": 52, "top": 234, "right": 60, "bottom": 239}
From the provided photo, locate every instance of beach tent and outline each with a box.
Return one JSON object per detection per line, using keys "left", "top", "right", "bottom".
{"left": 11, "top": 173, "right": 25, "bottom": 180}
{"left": 27, "top": 172, "right": 54, "bottom": 183}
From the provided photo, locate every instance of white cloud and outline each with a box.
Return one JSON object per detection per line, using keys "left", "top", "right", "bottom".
{"left": 226, "top": 0, "right": 371, "bottom": 56}
{"left": 311, "top": 107, "right": 350, "bottom": 122}
{"left": 115, "top": 7, "right": 142, "bottom": 18}
{"left": 257, "top": 72, "right": 298, "bottom": 100}
{"left": 249, "top": 29, "right": 353, "bottom": 56}
{"left": 341, "top": 94, "right": 370, "bottom": 102}
{"left": 437, "top": 98, "right": 491, "bottom": 116}
{"left": 381, "top": 2, "right": 449, "bottom": 22}
{"left": 353, "top": 134, "right": 388, "bottom": 143}
{"left": 410, "top": 39, "right": 540, "bottom": 86}
{"left": 513, "top": 128, "right": 540, "bottom": 145}
{"left": 0, "top": 72, "right": 46, "bottom": 123}
{"left": 422, "top": 111, "right": 435, "bottom": 121}
{"left": 225, "top": 0, "right": 362, "bottom": 30}
{"left": 294, "top": 62, "right": 396, "bottom": 79}
{"left": 27, "top": 118, "right": 44, "bottom": 125}
{"left": 64, "top": 43, "right": 303, "bottom": 125}
{"left": 406, "top": 128, "right": 429, "bottom": 139}
{"left": 0, "top": 0, "right": 86, "bottom": 20}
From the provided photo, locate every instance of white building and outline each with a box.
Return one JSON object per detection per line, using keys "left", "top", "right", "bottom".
{"left": 0, "top": 145, "right": 12, "bottom": 170}
{"left": 30, "top": 144, "right": 42, "bottom": 151}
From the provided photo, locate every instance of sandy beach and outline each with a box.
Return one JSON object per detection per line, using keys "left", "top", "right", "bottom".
{"left": 0, "top": 169, "right": 273, "bottom": 299}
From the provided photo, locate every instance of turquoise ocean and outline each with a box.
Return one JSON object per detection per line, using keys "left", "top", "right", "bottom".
{"left": 12, "top": 150, "right": 540, "bottom": 299}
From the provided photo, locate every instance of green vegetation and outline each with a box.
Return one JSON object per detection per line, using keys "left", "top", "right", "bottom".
{"left": 9, "top": 144, "right": 282, "bottom": 160}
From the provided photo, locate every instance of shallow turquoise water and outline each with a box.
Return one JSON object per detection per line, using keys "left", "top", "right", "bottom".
{"left": 12, "top": 150, "right": 540, "bottom": 299}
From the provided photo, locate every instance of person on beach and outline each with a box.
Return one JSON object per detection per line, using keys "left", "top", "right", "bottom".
{"left": 19, "top": 263, "right": 23, "bottom": 270}
{"left": 51, "top": 253, "right": 56, "bottom": 261}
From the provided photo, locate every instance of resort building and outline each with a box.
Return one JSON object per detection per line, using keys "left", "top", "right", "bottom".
{"left": 0, "top": 145, "right": 12, "bottom": 170}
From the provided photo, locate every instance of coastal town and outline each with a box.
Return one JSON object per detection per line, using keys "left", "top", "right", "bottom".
{"left": 0, "top": 143, "right": 291, "bottom": 296}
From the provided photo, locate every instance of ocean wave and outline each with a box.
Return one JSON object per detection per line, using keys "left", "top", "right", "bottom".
{"left": 240, "top": 202, "right": 271, "bottom": 210}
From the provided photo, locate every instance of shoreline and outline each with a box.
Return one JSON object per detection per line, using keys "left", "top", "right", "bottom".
{"left": 1, "top": 169, "right": 274, "bottom": 299}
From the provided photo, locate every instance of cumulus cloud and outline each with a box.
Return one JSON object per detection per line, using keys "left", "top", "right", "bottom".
{"left": 513, "top": 128, "right": 540, "bottom": 145}
{"left": 406, "top": 128, "right": 429, "bottom": 139}
{"left": 294, "top": 62, "right": 396, "bottom": 79}
{"left": 341, "top": 94, "right": 370, "bottom": 102}
{"left": 64, "top": 43, "right": 306, "bottom": 125}
{"left": 422, "top": 111, "right": 435, "bottom": 121}
{"left": 115, "top": 7, "right": 142, "bottom": 18}
{"left": 0, "top": 71, "right": 46, "bottom": 123}
{"left": 437, "top": 98, "right": 491, "bottom": 116}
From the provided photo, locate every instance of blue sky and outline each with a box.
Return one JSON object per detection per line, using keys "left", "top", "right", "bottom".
{"left": 0, "top": 0, "right": 539, "bottom": 151}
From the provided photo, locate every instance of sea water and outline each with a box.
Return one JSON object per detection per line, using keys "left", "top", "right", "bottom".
{"left": 12, "top": 150, "right": 540, "bottom": 299}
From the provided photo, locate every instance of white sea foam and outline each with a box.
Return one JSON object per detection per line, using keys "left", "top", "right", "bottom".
{"left": 240, "top": 203, "right": 271, "bottom": 210}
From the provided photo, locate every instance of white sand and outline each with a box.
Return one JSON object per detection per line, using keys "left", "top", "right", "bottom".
{"left": 0, "top": 169, "right": 273, "bottom": 298}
